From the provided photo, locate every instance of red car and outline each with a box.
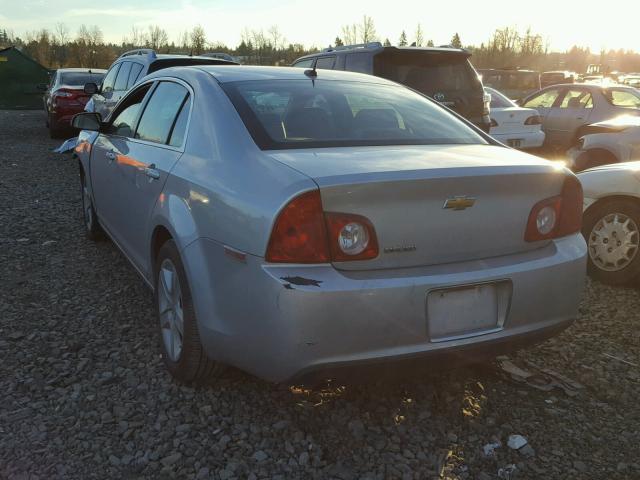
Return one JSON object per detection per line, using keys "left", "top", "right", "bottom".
{"left": 44, "top": 68, "right": 106, "bottom": 138}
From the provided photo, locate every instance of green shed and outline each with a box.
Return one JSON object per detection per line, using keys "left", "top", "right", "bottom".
{"left": 0, "top": 46, "right": 50, "bottom": 109}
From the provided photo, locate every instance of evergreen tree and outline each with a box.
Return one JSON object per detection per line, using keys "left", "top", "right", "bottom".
{"left": 427, "top": 39, "right": 434, "bottom": 47}
{"left": 399, "top": 30, "right": 408, "bottom": 47}
{"left": 334, "top": 36, "right": 344, "bottom": 47}
{"left": 383, "top": 38, "right": 391, "bottom": 47}
{"left": 451, "top": 33, "right": 462, "bottom": 48}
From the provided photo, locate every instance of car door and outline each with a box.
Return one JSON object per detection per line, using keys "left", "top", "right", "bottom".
{"left": 521, "top": 87, "right": 564, "bottom": 146}
{"left": 111, "top": 80, "right": 192, "bottom": 275}
{"left": 90, "top": 83, "right": 154, "bottom": 248}
{"left": 544, "top": 87, "right": 594, "bottom": 147}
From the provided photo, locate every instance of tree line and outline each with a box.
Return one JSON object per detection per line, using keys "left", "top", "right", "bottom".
{"left": 2, "top": 18, "right": 640, "bottom": 74}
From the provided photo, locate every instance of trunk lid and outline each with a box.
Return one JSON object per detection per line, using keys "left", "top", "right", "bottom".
{"left": 268, "top": 145, "right": 566, "bottom": 270}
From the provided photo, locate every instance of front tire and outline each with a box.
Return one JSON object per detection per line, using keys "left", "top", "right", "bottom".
{"left": 582, "top": 198, "right": 640, "bottom": 285}
{"left": 155, "top": 240, "right": 224, "bottom": 383}
{"left": 80, "top": 171, "right": 104, "bottom": 241}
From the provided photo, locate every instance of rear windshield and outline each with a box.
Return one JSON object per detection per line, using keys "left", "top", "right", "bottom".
{"left": 486, "top": 88, "right": 515, "bottom": 108}
{"left": 603, "top": 88, "right": 640, "bottom": 108}
{"left": 373, "top": 53, "right": 479, "bottom": 94}
{"left": 60, "top": 72, "right": 105, "bottom": 86}
{"left": 222, "top": 79, "right": 487, "bottom": 150}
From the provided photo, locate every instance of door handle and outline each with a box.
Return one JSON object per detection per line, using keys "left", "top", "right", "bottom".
{"left": 105, "top": 151, "right": 116, "bottom": 161}
{"left": 145, "top": 164, "right": 160, "bottom": 180}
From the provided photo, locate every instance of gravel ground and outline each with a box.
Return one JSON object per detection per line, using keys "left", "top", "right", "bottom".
{"left": 1, "top": 110, "right": 639, "bottom": 480}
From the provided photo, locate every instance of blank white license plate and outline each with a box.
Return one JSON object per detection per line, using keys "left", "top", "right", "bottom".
{"left": 508, "top": 139, "right": 522, "bottom": 147}
{"left": 427, "top": 282, "right": 511, "bottom": 341}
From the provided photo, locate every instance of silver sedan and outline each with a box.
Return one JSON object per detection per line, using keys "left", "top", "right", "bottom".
{"left": 521, "top": 84, "right": 640, "bottom": 150}
{"left": 73, "top": 66, "right": 586, "bottom": 383}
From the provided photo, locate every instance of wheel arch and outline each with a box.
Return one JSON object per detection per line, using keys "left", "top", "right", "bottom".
{"left": 584, "top": 194, "right": 640, "bottom": 219}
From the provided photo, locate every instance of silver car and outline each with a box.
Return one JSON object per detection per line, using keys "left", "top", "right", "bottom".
{"left": 72, "top": 66, "right": 587, "bottom": 383}
{"left": 521, "top": 84, "right": 640, "bottom": 149}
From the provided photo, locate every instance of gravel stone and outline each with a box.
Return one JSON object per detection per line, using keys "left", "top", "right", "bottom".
{"left": 1, "top": 111, "right": 640, "bottom": 480}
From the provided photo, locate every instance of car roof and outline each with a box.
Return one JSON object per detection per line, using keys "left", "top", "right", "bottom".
{"left": 298, "top": 45, "right": 469, "bottom": 61}
{"left": 190, "top": 65, "right": 399, "bottom": 85}
{"left": 56, "top": 68, "right": 107, "bottom": 73}
{"left": 115, "top": 53, "right": 237, "bottom": 65}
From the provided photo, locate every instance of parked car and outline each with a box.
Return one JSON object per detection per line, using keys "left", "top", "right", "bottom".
{"left": 540, "top": 71, "right": 576, "bottom": 89}
{"left": 84, "top": 49, "right": 237, "bottom": 119}
{"left": 72, "top": 65, "right": 586, "bottom": 384}
{"left": 578, "top": 162, "right": 640, "bottom": 284}
{"left": 520, "top": 84, "right": 640, "bottom": 150}
{"left": 291, "top": 42, "right": 491, "bottom": 132}
{"left": 479, "top": 69, "right": 541, "bottom": 102}
{"left": 567, "top": 116, "right": 640, "bottom": 171}
{"left": 485, "top": 87, "right": 545, "bottom": 149}
{"left": 622, "top": 75, "right": 640, "bottom": 88}
{"left": 43, "top": 68, "right": 106, "bottom": 138}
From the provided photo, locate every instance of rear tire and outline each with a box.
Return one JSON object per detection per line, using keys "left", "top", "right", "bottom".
{"left": 49, "top": 115, "right": 66, "bottom": 139}
{"left": 582, "top": 198, "right": 640, "bottom": 285}
{"left": 155, "top": 239, "right": 225, "bottom": 383}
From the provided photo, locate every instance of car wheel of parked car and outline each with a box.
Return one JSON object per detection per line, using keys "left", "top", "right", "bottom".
{"left": 155, "top": 240, "right": 225, "bottom": 383}
{"left": 48, "top": 115, "right": 66, "bottom": 139}
{"left": 583, "top": 198, "right": 640, "bottom": 285}
{"left": 80, "top": 171, "right": 104, "bottom": 241}
{"left": 575, "top": 149, "right": 618, "bottom": 172}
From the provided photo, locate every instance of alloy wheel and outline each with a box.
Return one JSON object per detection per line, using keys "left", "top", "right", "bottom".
{"left": 158, "top": 258, "right": 184, "bottom": 362}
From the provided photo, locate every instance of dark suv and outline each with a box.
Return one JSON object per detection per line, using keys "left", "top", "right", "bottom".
{"left": 85, "top": 49, "right": 237, "bottom": 119}
{"left": 292, "top": 42, "right": 490, "bottom": 131}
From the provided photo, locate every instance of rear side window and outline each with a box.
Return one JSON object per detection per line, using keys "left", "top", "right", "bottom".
{"left": 345, "top": 53, "right": 371, "bottom": 73}
{"left": 168, "top": 97, "right": 191, "bottom": 147}
{"left": 128, "top": 63, "right": 144, "bottom": 88}
{"left": 605, "top": 89, "right": 640, "bottom": 108}
{"left": 101, "top": 64, "right": 120, "bottom": 93}
{"left": 114, "top": 62, "right": 132, "bottom": 91}
{"left": 136, "top": 82, "right": 189, "bottom": 144}
{"left": 315, "top": 56, "right": 336, "bottom": 70}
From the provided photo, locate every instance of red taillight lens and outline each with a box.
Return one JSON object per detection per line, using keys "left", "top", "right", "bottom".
{"left": 266, "top": 190, "right": 330, "bottom": 263}
{"left": 524, "top": 115, "right": 542, "bottom": 125}
{"left": 490, "top": 118, "right": 498, "bottom": 127}
{"left": 524, "top": 176, "right": 583, "bottom": 242}
{"left": 325, "top": 213, "right": 379, "bottom": 261}
{"left": 266, "top": 190, "right": 379, "bottom": 263}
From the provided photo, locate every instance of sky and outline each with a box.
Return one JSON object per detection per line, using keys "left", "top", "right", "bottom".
{"left": 1, "top": 0, "right": 639, "bottom": 53}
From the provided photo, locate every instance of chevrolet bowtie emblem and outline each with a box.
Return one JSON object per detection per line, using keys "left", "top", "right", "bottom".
{"left": 443, "top": 196, "right": 476, "bottom": 211}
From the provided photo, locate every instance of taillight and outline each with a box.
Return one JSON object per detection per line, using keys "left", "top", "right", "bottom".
{"left": 265, "top": 190, "right": 379, "bottom": 263}
{"left": 524, "top": 176, "right": 583, "bottom": 242}
{"left": 490, "top": 118, "right": 498, "bottom": 127}
{"left": 524, "top": 115, "right": 542, "bottom": 125}
{"left": 325, "top": 213, "right": 378, "bottom": 261}
{"left": 265, "top": 190, "right": 329, "bottom": 263}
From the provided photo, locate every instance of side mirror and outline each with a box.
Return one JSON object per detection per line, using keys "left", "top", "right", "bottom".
{"left": 84, "top": 82, "right": 98, "bottom": 95}
{"left": 36, "top": 83, "right": 48, "bottom": 92}
{"left": 72, "top": 112, "right": 103, "bottom": 131}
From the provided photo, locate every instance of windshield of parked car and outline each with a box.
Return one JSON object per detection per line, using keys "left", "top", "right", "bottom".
{"left": 603, "top": 88, "right": 640, "bottom": 108}
{"left": 223, "top": 79, "right": 488, "bottom": 150}
{"left": 486, "top": 88, "right": 516, "bottom": 108}
{"left": 373, "top": 52, "right": 479, "bottom": 94}
{"left": 60, "top": 72, "right": 105, "bottom": 86}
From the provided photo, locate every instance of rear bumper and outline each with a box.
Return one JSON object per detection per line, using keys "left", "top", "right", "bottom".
{"left": 184, "top": 234, "right": 587, "bottom": 382}
{"left": 492, "top": 130, "right": 545, "bottom": 149}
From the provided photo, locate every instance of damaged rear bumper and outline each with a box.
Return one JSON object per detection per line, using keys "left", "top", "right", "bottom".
{"left": 182, "top": 234, "right": 586, "bottom": 383}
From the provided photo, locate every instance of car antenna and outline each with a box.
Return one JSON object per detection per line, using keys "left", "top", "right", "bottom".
{"left": 304, "top": 65, "right": 317, "bottom": 86}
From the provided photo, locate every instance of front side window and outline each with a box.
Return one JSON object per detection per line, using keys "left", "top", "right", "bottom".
{"left": 523, "top": 89, "right": 560, "bottom": 109}
{"left": 108, "top": 84, "right": 151, "bottom": 137}
{"left": 605, "top": 89, "right": 640, "bottom": 108}
{"left": 114, "top": 62, "right": 132, "bottom": 91}
{"left": 223, "top": 79, "right": 488, "bottom": 150}
{"left": 136, "top": 82, "right": 189, "bottom": 144}
{"left": 101, "top": 64, "right": 120, "bottom": 93}
{"left": 292, "top": 59, "right": 314, "bottom": 68}
{"left": 559, "top": 89, "right": 593, "bottom": 109}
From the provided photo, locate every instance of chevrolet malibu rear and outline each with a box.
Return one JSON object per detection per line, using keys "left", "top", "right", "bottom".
{"left": 77, "top": 66, "right": 586, "bottom": 384}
